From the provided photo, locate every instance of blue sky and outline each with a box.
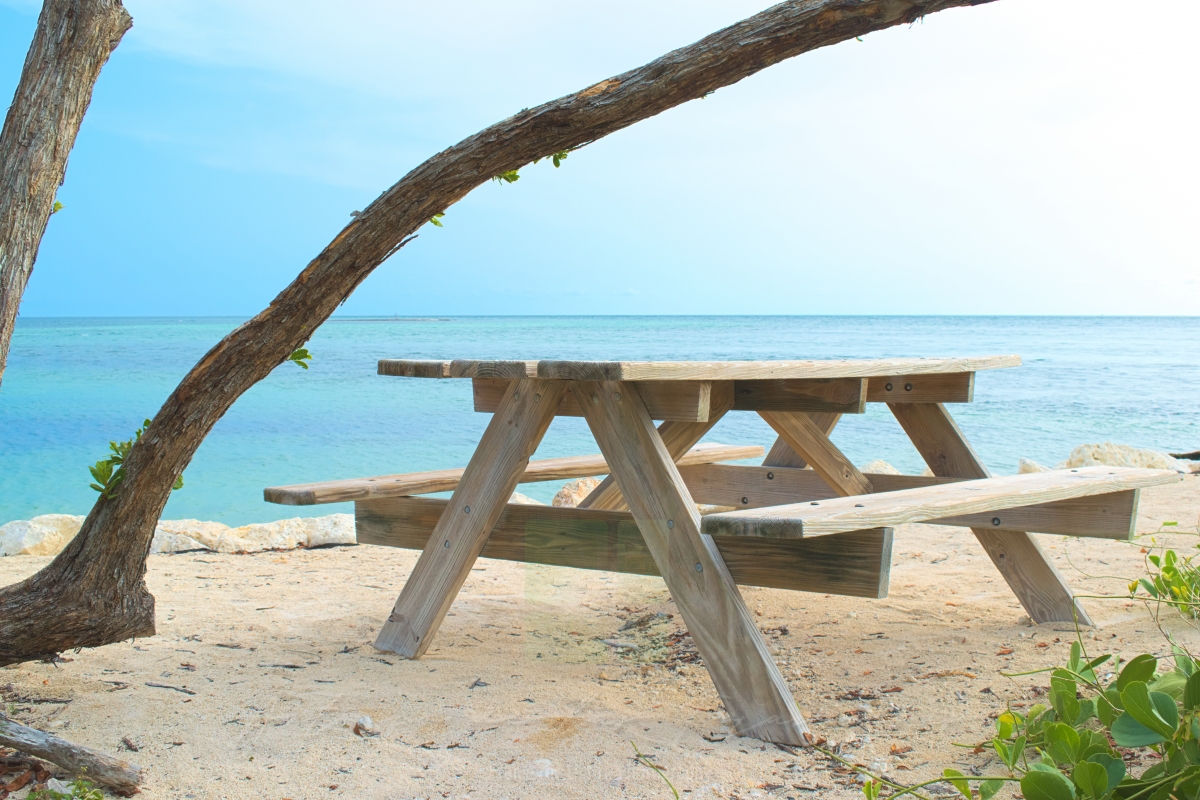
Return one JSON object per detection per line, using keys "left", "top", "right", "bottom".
{"left": 2, "top": 0, "right": 1197, "bottom": 316}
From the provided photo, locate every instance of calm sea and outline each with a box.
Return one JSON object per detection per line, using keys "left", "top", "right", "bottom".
{"left": 2, "top": 316, "right": 1197, "bottom": 526}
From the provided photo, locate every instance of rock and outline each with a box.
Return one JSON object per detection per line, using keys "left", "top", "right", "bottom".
{"left": 920, "top": 466, "right": 935, "bottom": 477}
{"left": 1057, "top": 442, "right": 1192, "bottom": 473}
{"left": 552, "top": 477, "right": 601, "bottom": 508}
{"left": 1017, "top": 458, "right": 1050, "bottom": 474}
{"left": 859, "top": 459, "right": 901, "bottom": 475}
{"left": 153, "top": 519, "right": 227, "bottom": 551}
{"left": 508, "top": 492, "right": 545, "bottom": 506}
{"left": 0, "top": 514, "right": 84, "bottom": 556}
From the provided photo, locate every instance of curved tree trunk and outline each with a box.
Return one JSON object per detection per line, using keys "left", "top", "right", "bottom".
{"left": 0, "top": 0, "right": 132, "bottom": 387}
{"left": 0, "top": 0, "right": 996, "bottom": 666}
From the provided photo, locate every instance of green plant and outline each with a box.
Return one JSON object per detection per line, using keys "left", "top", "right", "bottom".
{"left": 287, "top": 348, "right": 313, "bottom": 369}
{"left": 632, "top": 740, "right": 679, "bottom": 799}
{"left": 51, "top": 200, "right": 64, "bottom": 214}
{"left": 29, "top": 776, "right": 104, "bottom": 800}
{"left": 89, "top": 420, "right": 184, "bottom": 498}
{"left": 429, "top": 212, "right": 445, "bottom": 227}
{"left": 1131, "top": 540, "right": 1200, "bottom": 619}
{"left": 492, "top": 169, "right": 520, "bottom": 184}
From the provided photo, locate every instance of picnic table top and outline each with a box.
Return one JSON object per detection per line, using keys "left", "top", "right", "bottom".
{"left": 378, "top": 355, "right": 1022, "bottom": 382}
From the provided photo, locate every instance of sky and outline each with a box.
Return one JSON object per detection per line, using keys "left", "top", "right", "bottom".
{"left": 1, "top": 0, "right": 1197, "bottom": 317}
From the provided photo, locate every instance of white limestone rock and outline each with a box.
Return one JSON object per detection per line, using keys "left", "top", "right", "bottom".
{"left": 1057, "top": 443, "right": 1191, "bottom": 474}
{"left": 859, "top": 459, "right": 901, "bottom": 475}
{"left": 1018, "top": 458, "right": 1050, "bottom": 474}
{"left": 552, "top": 477, "right": 601, "bottom": 508}
{"left": 0, "top": 514, "right": 84, "bottom": 556}
{"left": 508, "top": 492, "right": 545, "bottom": 506}
{"left": 150, "top": 514, "right": 357, "bottom": 554}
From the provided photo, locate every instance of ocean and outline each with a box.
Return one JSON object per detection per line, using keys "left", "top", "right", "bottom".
{"left": 2, "top": 316, "right": 1197, "bottom": 526}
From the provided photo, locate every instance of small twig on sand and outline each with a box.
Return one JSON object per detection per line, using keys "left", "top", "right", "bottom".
{"left": 0, "top": 714, "right": 142, "bottom": 794}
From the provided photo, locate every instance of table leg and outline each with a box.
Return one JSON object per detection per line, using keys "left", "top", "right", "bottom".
{"left": 760, "top": 411, "right": 872, "bottom": 496}
{"left": 374, "top": 379, "right": 567, "bottom": 657}
{"left": 573, "top": 381, "right": 810, "bottom": 744}
{"left": 763, "top": 413, "right": 840, "bottom": 469}
{"left": 889, "top": 402, "right": 1092, "bottom": 626}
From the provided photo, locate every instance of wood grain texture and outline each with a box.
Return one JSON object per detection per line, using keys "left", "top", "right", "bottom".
{"left": 374, "top": 380, "right": 565, "bottom": 658}
{"left": 573, "top": 380, "right": 810, "bottom": 744}
{"left": 732, "top": 379, "right": 866, "bottom": 413}
{"left": 701, "top": 466, "right": 1177, "bottom": 539}
{"left": 473, "top": 377, "right": 723, "bottom": 422}
{"left": 866, "top": 373, "right": 974, "bottom": 404}
{"left": 264, "top": 441, "right": 762, "bottom": 505}
{"left": 0, "top": 714, "right": 142, "bottom": 792}
{"left": 760, "top": 410, "right": 874, "bottom": 496}
{"left": 889, "top": 402, "right": 1097, "bottom": 626}
{"left": 762, "top": 413, "right": 840, "bottom": 469}
{"left": 1, "top": 0, "right": 132, "bottom": 387}
{"left": 0, "top": 0, "right": 1001, "bottom": 666}
{"left": 356, "top": 497, "right": 893, "bottom": 598}
{"left": 377, "top": 360, "right": 451, "bottom": 378}
{"left": 681, "top": 464, "right": 1142, "bottom": 539}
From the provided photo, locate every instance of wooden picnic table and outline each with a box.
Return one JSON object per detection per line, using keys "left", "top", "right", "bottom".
{"left": 265, "top": 355, "right": 1180, "bottom": 745}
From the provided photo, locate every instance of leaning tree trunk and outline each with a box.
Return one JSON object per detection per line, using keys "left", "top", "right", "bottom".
{"left": 0, "top": 0, "right": 132, "bottom": 387}
{"left": 0, "top": 0, "right": 996, "bottom": 666}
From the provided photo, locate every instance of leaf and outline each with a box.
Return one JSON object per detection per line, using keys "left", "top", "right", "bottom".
{"left": 1110, "top": 712, "right": 1168, "bottom": 747}
{"left": 1116, "top": 655, "right": 1158, "bottom": 691}
{"left": 492, "top": 169, "right": 520, "bottom": 184}
{"left": 1149, "top": 670, "right": 1187, "bottom": 700}
{"left": 1044, "top": 722, "right": 1080, "bottom": 766}
{"left": 1010, "top": 736, "right": 1027, "bottom": 770}
{"left": 1186, "top": 671, "right": 1200, "bottom": 711}
{"left": 1075, "top": 698, "right": 1096, "bottom": 726}
{"left": 51, "top": 200, "right": 63, "bottom": 214}
{"left": 943, "top": 768, "right": 972, "bottom": 800}
{"left": 997, "top": 711, "right": 1018, "bottom": 740}
{"left": 429, "top": 213, "right": 444, "bottom": 227}
{"left": 979, "top": 779, "right": 1004, "bottom": 800}
{"left": 1087, "top": 753, "right": 1125, "bottom": 790}
{"left": 1021, "top": 768, "right": 1076, "bottom": 800}
{"left": 862, "top": 778, "right": 880, "bottom": 800}
{"left": 1122, "top": 681, "right": 1178, "bottom": 738}
{"left": 1072, "top": 761, "right": 1109, "bottom": 800}
{"left": 172, "top": 474, "right": 184, "bottom": 491}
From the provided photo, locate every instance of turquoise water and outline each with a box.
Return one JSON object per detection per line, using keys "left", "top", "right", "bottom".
{"left": 2, "top": 316, "right": 1197, "bottom": 525}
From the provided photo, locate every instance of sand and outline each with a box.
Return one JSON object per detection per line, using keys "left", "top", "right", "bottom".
{"left": 1, "top": 475, "right": 1197, "bottom": 799}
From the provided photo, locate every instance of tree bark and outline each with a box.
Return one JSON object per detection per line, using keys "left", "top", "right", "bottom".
{"left": 0, "top": 714, "right": 143, "bottom": 794}
{"left": 0, "top": 0, "right": 132, "bottom": 387}
{"left": 0, "top": 0, "right": 996, "bottom": 666}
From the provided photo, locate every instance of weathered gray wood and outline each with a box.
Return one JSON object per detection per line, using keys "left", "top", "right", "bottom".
{"left": 680, "top": 464, "right": 1142, "bottom": 540}
{"left": 380, "top": 356, "right": 1018, "bottom": 382}
{"left": 889, "top": 402, "right": 1095, "bottom": 626}
{"left": 732, "top": 379, "right": 865, "bottom": 413}
{"left": 573, "top": 380, "right": 810, "bottom": 744}
{"left": 701, "top": 466, "right": 1177, "bottom": 539}
{"left": 762, "top": 413, "right": 840, "bottom": 469}
{"left": 374, "top": 380, "right": 565, "bottom": 658}
{"left": 866, "top": 373, "right": 974, "bottom": 404}
{"left": 760, "top": 410, "right": 874, "bottom": 496}
{"left": 357, "top": 497, "right": 893, "bottom": 598}
{"left": 1, "top": 0, "right": 133, "bottom": 387}
{"left": 264, "top": 441, "right": 762, "bottom": 505}
{"left": 473, "top": 377, "right": 731, "bottom": 422}
{"left": 0, "top": 714, "right": 142, "bottom": 793}
{"left": 377, "top": 359, "right": 450, "bottom": 378}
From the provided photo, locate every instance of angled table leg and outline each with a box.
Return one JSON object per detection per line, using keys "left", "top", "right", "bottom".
{"left": 375, "top": 379, "right": 567, "bottom": 657}
{"left": 763, "top": 412, "right": 841, "bottom": 469}
{"left": 760, "top": 411, "right": 872, "bottom": 497}
{"left": 889, "top": 402, "right": 1092, "bottom": 626}
{"left": 573, "top": 381, "right": 810, "bottom": 745}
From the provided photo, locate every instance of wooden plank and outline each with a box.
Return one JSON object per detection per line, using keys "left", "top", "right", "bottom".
{"left": 373, "top": 379, "right": 566, "bottom": 658}
{"left": 866, "top": 373, "right": 974, "bottom": 404}
{"left": 889, "top": 402, "right": 1096, "bottom": 626}
{"left": 732, "top": 379, "right": 866, "bottom": 413}
{"left": 701, "top": 466, "right": 1178, "bottom": 539}
{"left": 759, "top": 410, "right": 874, "bottom": 496}
{"left": 572, "top": 379, "right": 811, "bottom": 745}
{"left": 264, "top": 441, "right": 763, "bottom": 506}
{"left": 679, "top": 464, "right": 1141, "bottom": 539}
{"left": 539, "top": 356, "right": 1019, "bottom": 381}
{"left": 762, "top": 413, "right": 840, "bottom": 469}
{"left": 473, "top": 377, "right": 728, "bottom": 422}
{"left": 377, "top": 359, "right": 450, "bottom": 378}
{"left": 379, "top": 356, "right": 1021, "bottom": 381}
{"left": 577, "top": 389, "right": 737, "bottom": 512}
{"left": 356, "top": 496, "right": 893, "bottom": 598}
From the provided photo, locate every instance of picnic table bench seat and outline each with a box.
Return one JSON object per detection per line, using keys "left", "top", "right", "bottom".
{"left": 264, "top": 354, "right": 1182, "bottom": 746}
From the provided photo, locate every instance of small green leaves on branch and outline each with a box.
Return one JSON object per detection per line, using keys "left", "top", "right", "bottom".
{"left": 429, "top": 213, "right": 445, "bottom": 227}
{"left": 288, "top": 348, "right": 313, "bottom": 369}
{"left": 51, "top": 201, "right": 64, "bottom": 214}
{"left": 494, "top": 150, "right": 574, "bottom": 185}
{"left": 89, "top": 420, "right": 184, "bottom": 498}
{"left": 492, "top": 170, "right": 520, "bottom": 184}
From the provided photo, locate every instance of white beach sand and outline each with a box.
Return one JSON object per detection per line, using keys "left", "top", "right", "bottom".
{"left": 2, "top": 475, "right": 1198, "bottom": 799}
